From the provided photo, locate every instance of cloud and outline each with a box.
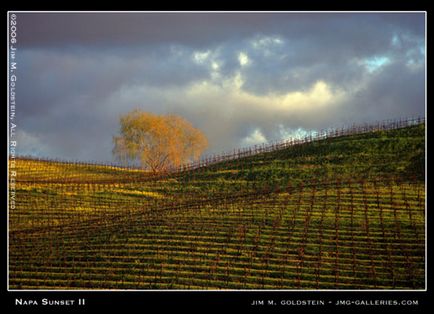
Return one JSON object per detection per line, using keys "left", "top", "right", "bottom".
{"left": 16, "top": 130, "right": 49, "bottom": 157}
{"left": 17, "top": 13, "right": 425, "bottom": 49}
{"left": 238, "top": 52, "right": 250, "bottom": 67}
{"left": 242, "top": 129, "right": 267, "bottom": 147}
{"left": 363, "top": 56, "right": 391, "bottom": 73}
{"left": 13, "top": 12, "right": 425, "bottom": 163}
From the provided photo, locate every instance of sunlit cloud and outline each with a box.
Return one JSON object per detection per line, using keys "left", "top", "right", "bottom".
{"left": 193, "top": 50, "right": 211, "bottom": 63}
{"left": 211, "top": 61, "right": 220, "bottom": 71}
{"left": 251, "top": 35, "right": 284, "bottom": 49}
{"left": 238, "top": 52, "right": 250, "bottom": 66}
{"left": 363, "top": 56, "right": 391, "bottom": 73}
{"left": 241, "top": 128, "right": 267, "bottom": 146}
{"left": 278, "top": 125, "right": 318, "bottom": 141}
{"left": 279, "top": 81, "right": 344, "bottom": 111}
{"left": 186, "top": 74, "right": 345, "bottom": 115}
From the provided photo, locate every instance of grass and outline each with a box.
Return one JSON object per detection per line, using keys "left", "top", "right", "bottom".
{"left": 9, "top": 123, "right": 425, "bottom": 290}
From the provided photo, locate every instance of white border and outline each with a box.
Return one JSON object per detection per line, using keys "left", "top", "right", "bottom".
{"left": 6, "top": 11, "right": 427, "bottom": 293}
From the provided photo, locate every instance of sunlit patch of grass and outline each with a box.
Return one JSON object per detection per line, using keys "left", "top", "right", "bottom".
{"left": 215, "top": 170, "right": 239, "bottom": 174}
{"left": 63, "top": 191, "right": 77, "bottom": 196}
{"left": 113, "top": 189, "right": 164, "bottom": 199}
{"left": 70, "top": 206, "right": 95, "bottom": 212}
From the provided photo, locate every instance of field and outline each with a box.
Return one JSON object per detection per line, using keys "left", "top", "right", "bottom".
{"left": 9, "top": 120, "right": 425, "bottom": 289}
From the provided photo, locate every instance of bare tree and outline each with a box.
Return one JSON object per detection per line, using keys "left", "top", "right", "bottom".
{"left": 113, "top": 109, "right": 208, "bottom": 172}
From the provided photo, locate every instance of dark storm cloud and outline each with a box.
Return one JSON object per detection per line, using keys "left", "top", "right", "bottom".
{"left": 344, "top": 61, "right": 425, "bottom": 122}
{"left": 18, "top": 12, "right": 277, "bottom": 48}
{"left": 14, "top": 12, "right": 425, "bottom": 162}
{"left": 18, "top": 12, "right": 424, "bottom": 49}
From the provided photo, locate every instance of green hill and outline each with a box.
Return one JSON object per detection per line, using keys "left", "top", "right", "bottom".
{"left": 9, "top": 122, "right": 425, "bottom": 289}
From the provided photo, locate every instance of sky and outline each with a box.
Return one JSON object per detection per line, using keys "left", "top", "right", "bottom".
{"left": 13, "top": 12, "right": 425, "bottom": 163}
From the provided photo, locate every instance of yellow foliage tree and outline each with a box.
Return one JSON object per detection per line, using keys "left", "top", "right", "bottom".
{"left": 113, "top": 110, "right": 208, "bottom": 172}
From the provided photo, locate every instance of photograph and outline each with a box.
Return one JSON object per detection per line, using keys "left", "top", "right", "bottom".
{"left": 6, "top": 10, "right": 427, "bottom": 312}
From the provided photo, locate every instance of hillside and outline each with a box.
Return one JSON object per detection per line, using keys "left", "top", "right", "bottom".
{"left": 9, "top": 122, "right": 425, "bottom": 289}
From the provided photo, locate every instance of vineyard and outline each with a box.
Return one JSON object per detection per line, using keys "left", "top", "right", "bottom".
{"left": 9, "top": 118, "right": 425, "bottom": 290}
